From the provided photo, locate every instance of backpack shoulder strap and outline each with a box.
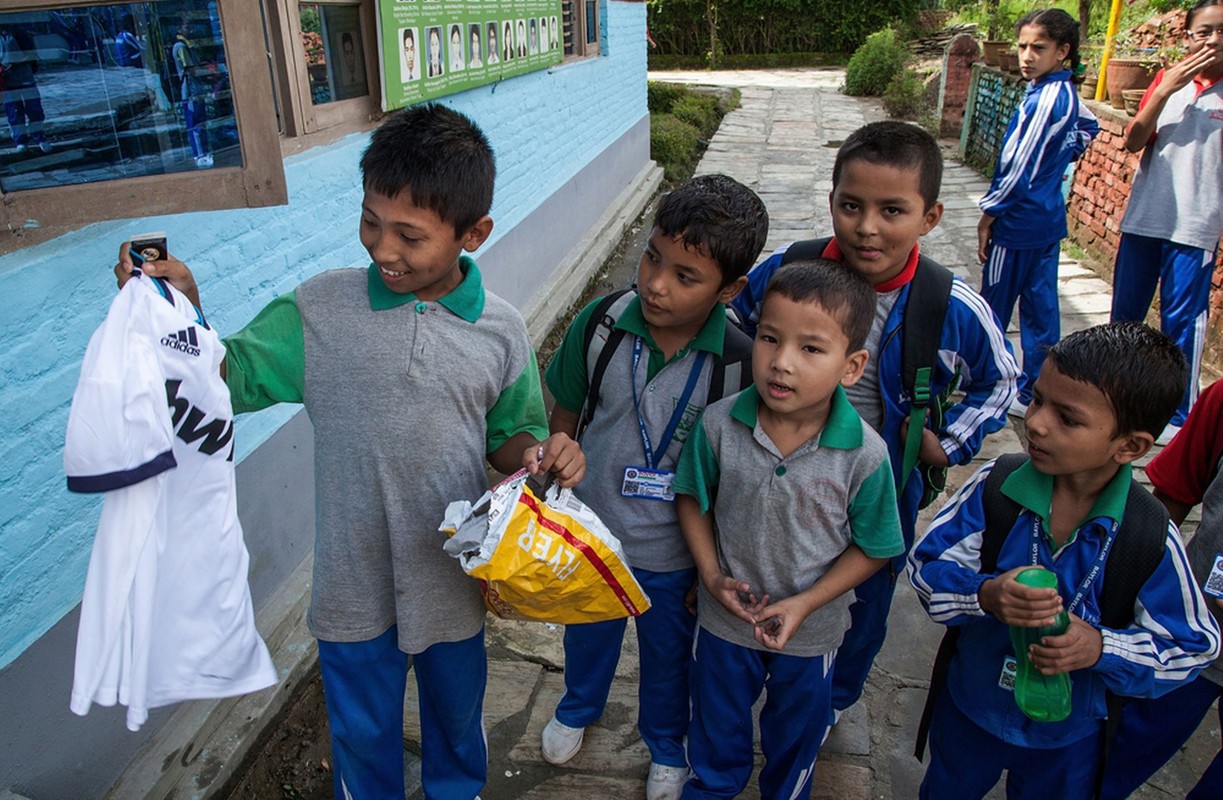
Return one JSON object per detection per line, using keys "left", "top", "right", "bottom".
{"left": 899, "top": 258, "right": 956, "bottom": 489}
{"left": 578, "top": 289, "right": 635, "bottom": 438}
{"left": 706, "top": 313, "right": 754, "bottom": 405}
{"left": 778, "top": 237, "right": 832, "bottom": 266}
{"left": 980, "top": 453, "right": 1028, "bottom": 573}
{"left": 915, "top": 452, "right": 1027, "bottom": 761}
{"left": 1099, "top": 480, "right": 1169, "bottom": 629}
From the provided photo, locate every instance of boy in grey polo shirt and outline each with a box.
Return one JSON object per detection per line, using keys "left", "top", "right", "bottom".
{"left": 675, "top": 260, "right": 904, "bottom": 799}
{"left": 115, "top": 103, "right": 585, "bottom": 800}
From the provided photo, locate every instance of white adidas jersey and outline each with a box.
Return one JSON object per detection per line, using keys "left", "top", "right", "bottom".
{"left": 64, "top": 273, "right": 275, "bottom": 731}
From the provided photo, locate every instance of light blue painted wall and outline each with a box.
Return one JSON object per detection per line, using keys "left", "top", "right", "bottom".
{"left": 0, "top": 0, "right": 645, "bottom": 670}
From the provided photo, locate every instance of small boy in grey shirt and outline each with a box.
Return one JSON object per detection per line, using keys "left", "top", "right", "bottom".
{"left": 674, "top": 259, "right": 904, "bottom": 799}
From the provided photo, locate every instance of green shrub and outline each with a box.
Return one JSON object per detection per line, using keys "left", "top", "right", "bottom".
{"left": 647, "top": 81, "right": 688, "bottom": 114}
{"left": 883, "top": 69, "right": 924, "bottom": 120}
{"left": 650, "top": 114, "right": 702, "bottom": 182}
{"left": 844, "top": 27, "right": 906, "bottom": 97}
{"left": 671, "top": 94, "right": 720, "bottom": 135}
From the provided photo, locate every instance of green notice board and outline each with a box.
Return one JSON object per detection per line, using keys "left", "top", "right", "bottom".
{"left": 379, "top": 0, "right": 563, "bottom": 111}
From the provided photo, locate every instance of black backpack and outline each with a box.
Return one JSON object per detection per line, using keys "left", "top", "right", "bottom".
{"left": 576, "top": 289, "right": 753, "bottom": 439}
{"left": 913, "top": 453, "right": 1169, "bottom": 795}
{"left": 780, "top": 238, "right": 957, "bottom": 508}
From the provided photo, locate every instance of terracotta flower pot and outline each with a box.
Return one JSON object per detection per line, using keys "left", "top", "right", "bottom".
{"left": 1080, "top": 77, "right": 1098, "bottom": 100}
{"left": 982, "top": 40, "right": 1008, "bottom": 67}
{"left": 1106, "top": 58, "right": 1156, "bottom": 110}
{"left": 1122, "top": 88, "right": 1146, "bottom": 116}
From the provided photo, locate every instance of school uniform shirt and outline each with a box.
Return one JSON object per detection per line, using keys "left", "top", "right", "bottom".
{"left": 1147, "top": 380, "right": 1223, "bottom": 687}
{"left": 545, "top": 294, "right": 727, "bottom": 572}
{"left": 979, "top": 69, "right": 1099, "bottom": 250}
{"left": 673, "top": 386, "right": 904, "bottom": 657}
{"left": 1121, "top": 70, "right": 1223, "bottom": 252}
{"left": 907, "top": 459, "right": 1220, "bottom": 748}
{"left": 223, "top": 258, "right": 548, "bottom": 654}
{"left": 64, "top": 273, "right": 276, "bottom": 732}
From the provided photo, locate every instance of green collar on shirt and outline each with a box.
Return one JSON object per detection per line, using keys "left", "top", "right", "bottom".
{"left": 614, "top": 294, "right": 727, "bottom": 359}
{"left": 366, "top": 255, "right": 485, "bottom": 322}
{"left": 1002, "top": 460, "right": 1131, "bottom": 535}
{"left": 729, "top": 384, "right": 863, "bottom": 450}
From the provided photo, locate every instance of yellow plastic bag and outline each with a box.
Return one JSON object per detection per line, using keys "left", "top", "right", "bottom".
{"left": 440, "top": 470, "right": 650, "bottom": 623}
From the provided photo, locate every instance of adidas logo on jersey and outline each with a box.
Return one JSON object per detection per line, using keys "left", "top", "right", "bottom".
{"left": 161, "top": 327, "right": 201, "bottom": 357}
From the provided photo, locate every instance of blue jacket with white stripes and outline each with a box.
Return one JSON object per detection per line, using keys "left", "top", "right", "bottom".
{"left": 733, "top": 245, "right": 1019, "bottom": 546}
{"left": 907, "top": 459, "right": 1221, "bottom": 748}
{"left": 980, "top": 69, "right": 1100, "bottom": 250}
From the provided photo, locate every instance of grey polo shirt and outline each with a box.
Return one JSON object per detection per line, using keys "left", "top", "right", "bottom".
{"left": 674, "top": 386, "right": 904, "bottom": 657}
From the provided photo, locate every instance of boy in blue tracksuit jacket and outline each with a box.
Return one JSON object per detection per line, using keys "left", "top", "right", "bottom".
{"left": 732, "top": 121, "right": 1020, "bottom": 716}
{"left": 908, "top": 323, "right": 1220, "bottom": 800}
{"left": 977, "top": 10, "right": 1099, "bottom": 413}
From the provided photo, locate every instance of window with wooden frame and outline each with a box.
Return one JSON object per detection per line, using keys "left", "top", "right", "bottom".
{"left": 261, "top": 0, "right": 380, "bottom": 138}
{"left": 561, "top": 0, "right": 599, "bottom": 60}
{"left": 0, "top": 0, "right": 286, "bottom": 254}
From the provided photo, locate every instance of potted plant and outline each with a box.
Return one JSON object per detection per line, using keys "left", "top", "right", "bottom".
{"left": 980, "top": 0, "right": 1011, "bottom": 66}
{"left": 1105, "top": 34, "right": 1158, "bottom": 109}
{"left": 1079, "top": 44, "right": 1101, "bottom": 99}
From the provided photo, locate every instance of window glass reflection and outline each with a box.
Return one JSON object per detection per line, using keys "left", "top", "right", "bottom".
{"left": 0, "top": 1, "right": 240, "bottom": 194}
{"left": 300, "top": 3, "right": 368, "bottom": 106}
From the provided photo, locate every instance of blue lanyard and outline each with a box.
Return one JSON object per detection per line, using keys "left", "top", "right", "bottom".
{"left": 1029, "top": 515, "right": 1119, "bottom": 618}
{"left": 629, "top": 337, "right": 706, "bottom": 469}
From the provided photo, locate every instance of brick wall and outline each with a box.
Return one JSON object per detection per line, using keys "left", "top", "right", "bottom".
{"left": 938, "top": 34, "right": 981, "bottom": 138}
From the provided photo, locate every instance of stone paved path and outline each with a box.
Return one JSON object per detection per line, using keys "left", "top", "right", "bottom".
{"left": 414, "top": 68, "right": 1217, "bottom": 800}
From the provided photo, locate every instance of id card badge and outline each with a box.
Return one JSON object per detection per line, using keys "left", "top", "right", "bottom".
{"left": 998, "top": 656, "right": 1017, "bottom": 692}
{"left": 1204, "top": 553, "right": 1223, "bottom": 599}
{"left": 622, "top": 466, "right": 675, "bottom": 502}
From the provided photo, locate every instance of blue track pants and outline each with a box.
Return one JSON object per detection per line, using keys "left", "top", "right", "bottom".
{"left": 980, "top": 241, "right": 1061, "bottom": 405}
{"left": 1111, "top": 232, "right": 1215, "bottom": 426}
{"left": 1101, "top": 673, "right": 1223, "bottom": 800}
{"left": 556, "top": 567, "right": 696, "bottom": 767}
{"left": 921, "top": 692, "right": 1101, "bottom": 799}
{"left": 683, "top": 627, "right": 834, "bottom": 800}
{"left": 318, "top": 626, "right": 487, "bottom": 800}
{"left": 831, "top": 559, "right": 899, "bottom": 712}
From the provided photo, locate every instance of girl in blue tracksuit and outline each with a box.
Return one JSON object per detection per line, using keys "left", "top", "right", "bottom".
{"left": 977, "top": 9, "right": 1099, "bottom": 413}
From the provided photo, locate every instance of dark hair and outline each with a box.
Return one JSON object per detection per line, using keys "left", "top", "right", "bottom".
{"left": 762, "top": 259, "right": 876, "bottom": 352}
{"left": 832, "top": 121, "right": 943, "bottom": 210}
{"left": 653, "top": 174, "right": 769, "bottom": 285}
{"left": 1044, "top": 322, "right": 1187, "bottom": 437}
{"left": 360, "top": 103, "right": 495, "bottom": 236}
{"left": 403, "top": 28, "right": 413, "bottom": 44}
{"left": 1188, "top": 0, "right": 1223, "bottom": 28}
{"left": 1017, "top": 8, "right": 1082, "bottom": 83}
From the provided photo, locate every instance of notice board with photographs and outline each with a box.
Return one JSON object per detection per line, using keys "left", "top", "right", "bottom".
{"left": 379, "top": 0, "right": 563, "bottom": 111}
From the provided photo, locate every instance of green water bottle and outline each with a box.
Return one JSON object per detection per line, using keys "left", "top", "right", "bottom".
{"left": 1008, "top": 567, "right": 1072, "bottom": 722}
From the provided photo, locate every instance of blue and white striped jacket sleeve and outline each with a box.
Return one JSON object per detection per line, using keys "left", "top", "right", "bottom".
{"left": 935, "top": 281, "right": 1019, "bottom": 466}
{"left": 907, "top": 461, "right": 996, "bottom": 625}
{"left": 1096, "top": 522, "right": 1220, "bottom": 699}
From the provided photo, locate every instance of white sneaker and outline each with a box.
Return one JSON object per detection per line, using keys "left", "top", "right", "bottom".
{"left": 14, "top": 143, "right": 26, "bottom": 153}
{"left": 1007, "top": 397, "right": 1029, "bottom": 419}
{"left": 540, "top": 716, "right": 584, "bottom": 765}
{"left": 195, "top": 153, "right": 214, "bottom": 168}
{"left": 37, "top": 140, "right": 51, "bottom": 153}
{"left": 646, "top": 762, "right": 688, "bottom": 800}
{"left": 1156, "top": 423, "right": 1181, "bottom": 447}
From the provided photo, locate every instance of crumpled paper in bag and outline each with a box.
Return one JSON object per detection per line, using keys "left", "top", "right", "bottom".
{"left": 440, "top": 470, "right": 651, "bottom": 623}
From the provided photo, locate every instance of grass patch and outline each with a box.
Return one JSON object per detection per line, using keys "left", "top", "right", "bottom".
{"left": 648, "top": 52, "right": 848, "bottom": 71}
